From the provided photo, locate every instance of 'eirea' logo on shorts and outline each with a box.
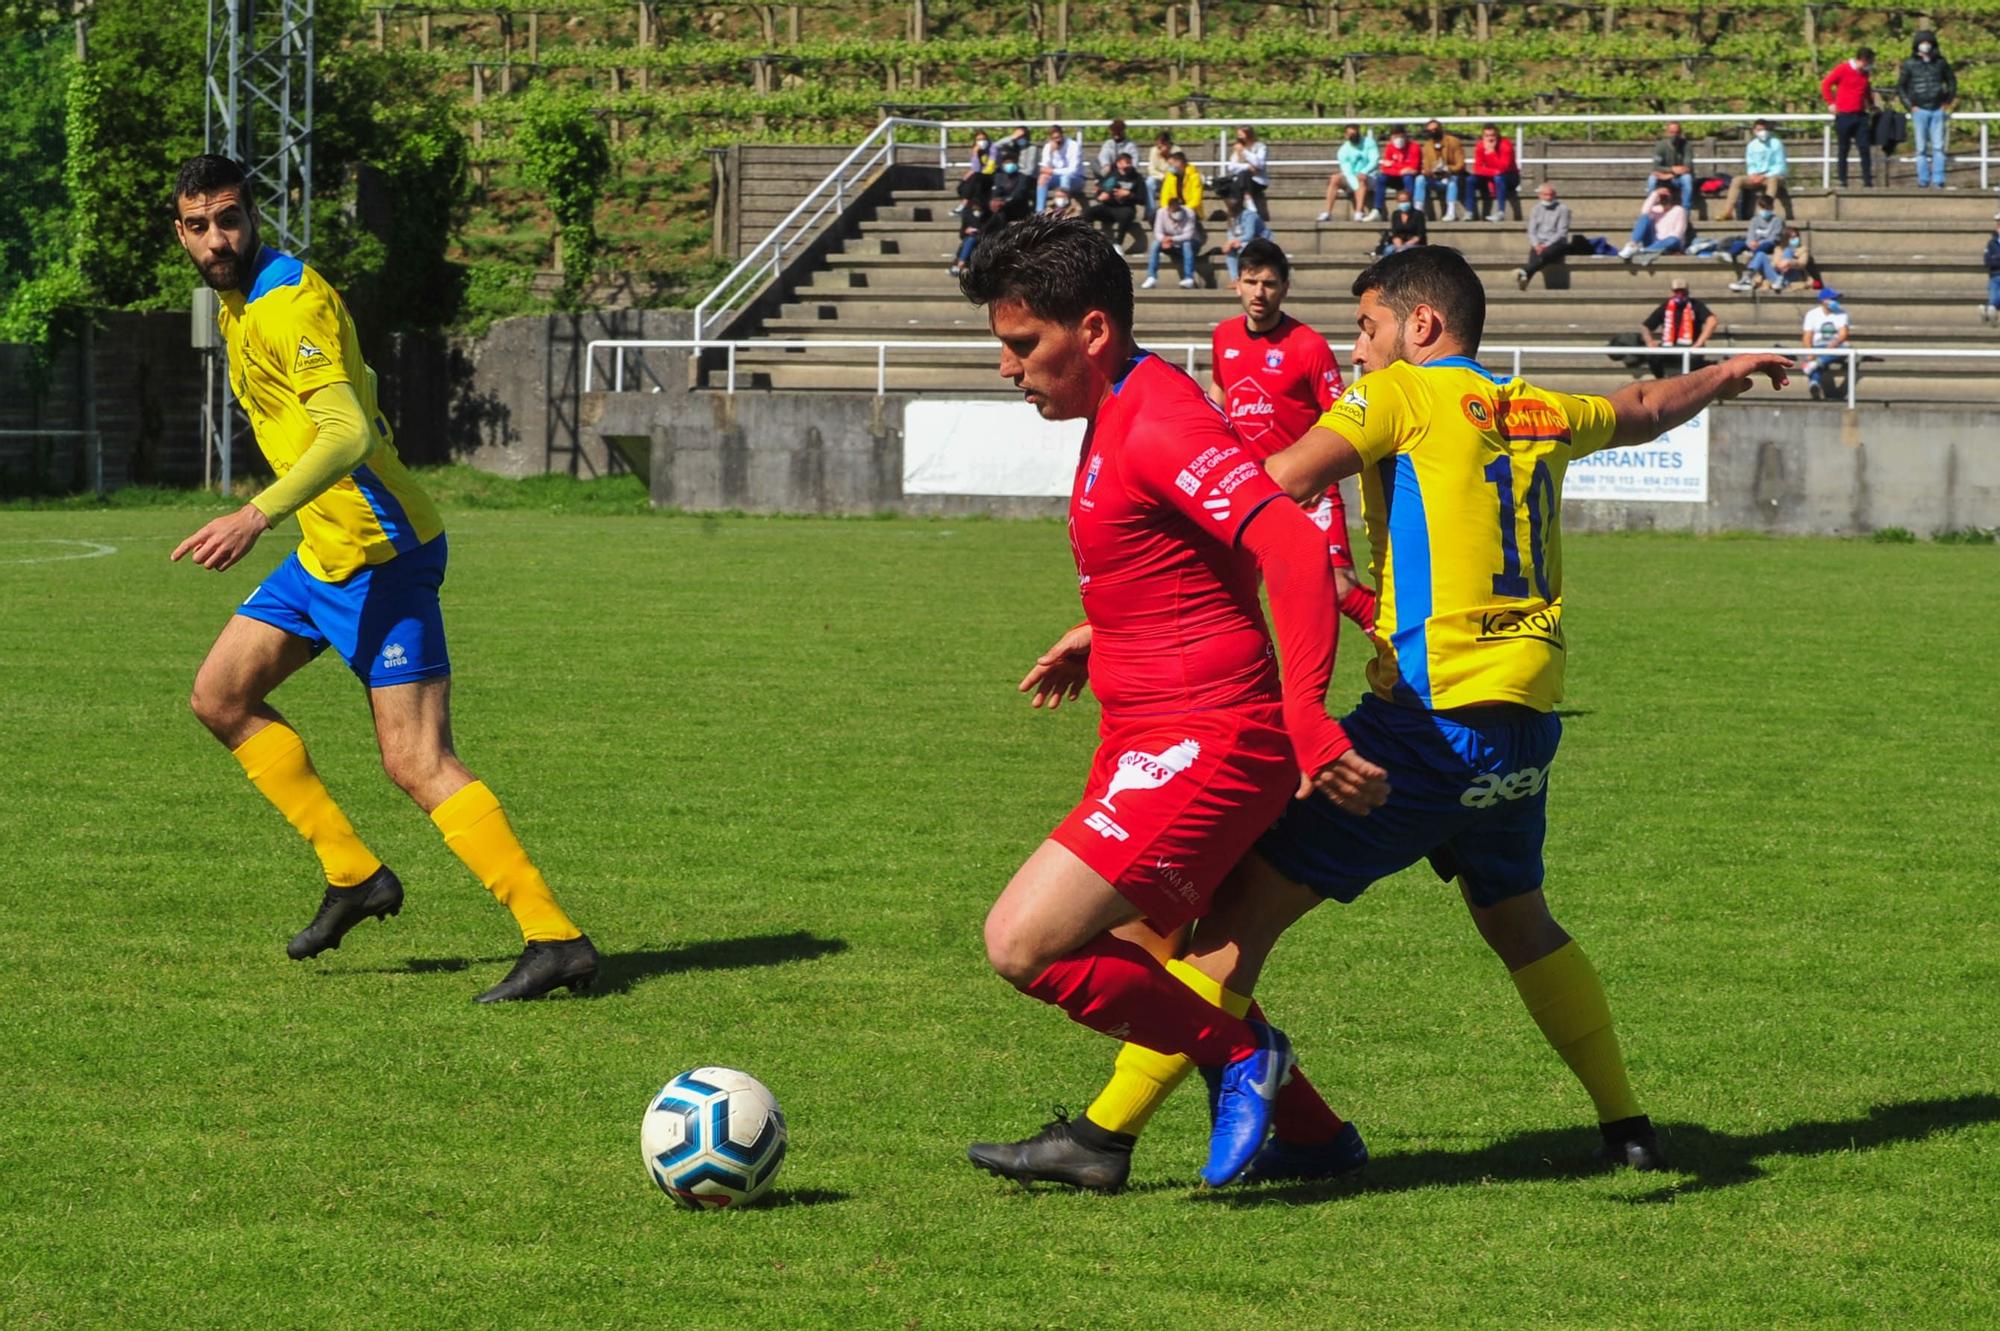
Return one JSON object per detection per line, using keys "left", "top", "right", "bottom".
{"left": 296, "top": 335, "right": 332, "bottom": 372}
{"left": 1460, "top": 765, "right": 1547, "bottom": 808}
{"left": 381, "top": 643, "right": 408, "bottom": 669}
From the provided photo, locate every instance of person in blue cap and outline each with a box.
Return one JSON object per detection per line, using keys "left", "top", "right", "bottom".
{"left": 1800, "top": 287, "right": 1852, "bottom": 400}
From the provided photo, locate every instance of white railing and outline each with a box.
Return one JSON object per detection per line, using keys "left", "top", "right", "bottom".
{"left": 586, "top": 338, "right": 1979, "bottom": 411}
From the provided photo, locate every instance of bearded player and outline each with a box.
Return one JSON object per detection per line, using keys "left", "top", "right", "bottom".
{"left": 954, "top": 215, "right": 1390, "bottom": 1190}
{"left": 992, "top": 246, "right": 1793, "bottom": 1185}
{"left": 1207, "top": 237, "right": 1377, "bottom": 633}
{"left": 168, "top": 155, "right": 597, "bottom": 1003}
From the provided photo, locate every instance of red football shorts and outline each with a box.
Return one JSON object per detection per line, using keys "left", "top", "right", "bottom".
{"left": 1306, "top": 491, "right": 1356, "bottom": 571}
{"left": 1050, "top": 703, "right": 1297, "bottom": 933}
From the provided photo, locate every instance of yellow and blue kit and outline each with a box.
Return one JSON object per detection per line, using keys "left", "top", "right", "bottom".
{"left": 224, "top": 247, "right": 451, "bottom": 687}
{"left": 1257, "top": 355, "right": 1620, "bottom": 904}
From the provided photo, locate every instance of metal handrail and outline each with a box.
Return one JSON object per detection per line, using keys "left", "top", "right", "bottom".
{"left": 586, "top": 338, "right": 1971, "bottom": 411}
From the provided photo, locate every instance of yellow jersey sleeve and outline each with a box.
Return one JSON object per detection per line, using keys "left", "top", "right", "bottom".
{"left": 1544, "top": 389, "right": 1620, "bottom": 460}
{"left": 255, "top": 284, "right": 353, "bottom": 400}
{"left": 1314, "top": 368, "right": 1408, "bottom": 468}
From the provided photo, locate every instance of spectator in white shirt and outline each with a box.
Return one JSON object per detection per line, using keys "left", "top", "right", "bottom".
{"left": 1218, "top": 124, "right": 1271, "bottom": 219}
{"left": 1035, "top": 126, "right": 1084, "bottom": 211}
{"left": 1800, "top": 288, "right": 1853, "bottom": 400}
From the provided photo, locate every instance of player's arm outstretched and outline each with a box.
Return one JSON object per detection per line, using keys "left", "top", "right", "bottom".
{"left": 1597, "top": 351, "right": 1792, "bottom": 449}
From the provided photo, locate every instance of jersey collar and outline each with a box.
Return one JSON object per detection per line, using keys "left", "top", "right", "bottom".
{"left": 1110, "top": 350, "right": 1154, "bottom": 395}
{"left": 1423, "top": 353, "right": 1506, "bottom": 384}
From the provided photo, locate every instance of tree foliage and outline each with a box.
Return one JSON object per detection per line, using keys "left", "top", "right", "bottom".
{"left": 514, "top": 91, "right": 612, "bottom": 308}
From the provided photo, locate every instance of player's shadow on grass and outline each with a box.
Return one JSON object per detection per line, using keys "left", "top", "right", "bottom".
{"left": 1190, "top": 1093, "right": 2000, "bottom": 1207}
{"left": 370, "top": 931, "right": 849, "bottom": 997}
{"left": 754, "top": 1187, "right": 852, "bottom": 1209}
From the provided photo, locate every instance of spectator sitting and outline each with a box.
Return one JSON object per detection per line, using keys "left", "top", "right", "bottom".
{"left": 1516, "top": 182, "right": 1571, "bottom": 289}
{"left": 948, "top": 152, "right": 1031, "bottom": 276}
{"left": 1036, "top": 126, "right": 1084, "bottom": 211}
{"left": 999, "top": 124, "right": 1035, "bottom": 173}
{"left": 1145, "top": 131, "right": 1176, "bottom": 213}
{"left": 1373, "top": 125, "right": 1423, "bottom": 220}
{"left": 1618, "top": 187, "right": 1689, "bottom": 261}
{"left": 1800, "top": 288, "right": 1852, "bottom": 399}
{"left": 1222, "top": 199, "right": 1273, "bottom": 280}
{"left": 1647, "top": 121, "right": 1696, "bottom": 211}
{"left": 1159, "top": 149, "right": 1203, "bottom": 216}
{"left": 1898, "top": 32, "right": 1956, "bottom": 190}
{"left": 1319, "top": 124, "right": 1378, "bottom": 222}
{"left": 1726, "top": 196, "right": 1786, "bottom": 291}
{"left": 1470, "top": 123, "right": 1517, "bottom": 222}
{"left": 1088, "top": 151, "right": 1148, "bottom": 251}
{"left": 1822, "top": 47, "right": 1877, "bottom": 188}
{"left": 1044, "top": 186, "right": 1083, "bottom": 221}
{"left": 1378, "top": 191, "right": 1425, "bottom": 255}
{"left": 955, "top": 129, "right": 997, "bottom": 216}
{"left": 1215, "top": 124, "right": 1271, "bottom": 219}
{"left": 1416, "top": 119, "right": 1468, "bottom": 221}
{"left": 1638, "top": 276, "right": 1719, "bottom": 377}
{"left": 1721, "top": 120, "right": 1792, "bottom": 221}
{"left": 1098, "top": 118, "right": 1140, "bottom": 178}
{"left": 1762, "top": 225, "right": 1819, "bottom": 292}
{"left": 1983, "top": 220, "right": 2000, "bottom": 323}
{"left": 1144, "top": 199, "right": 1201, "bottom": 289}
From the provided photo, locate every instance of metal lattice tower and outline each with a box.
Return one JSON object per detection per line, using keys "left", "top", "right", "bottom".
{"left": 204, "top": 0, "right": 314, "bottom": 254}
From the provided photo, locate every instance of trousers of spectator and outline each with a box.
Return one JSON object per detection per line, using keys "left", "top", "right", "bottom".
{"left": 1648, "top": 171, "right": 1696, "bottom": 210}
{"left": 1803, "top": 353, "right": 1849, "bottom": 392}
{"left": 1088, "top": 202, "right": 1143, "bottom": 249}
{"left": 1522, "top": 243, "right": 1567, "bottom": 282}
{"left": 1987, "top": 272, "right": 2000, "bottom": 308}
{"left": 1721, "top": 174, "right": 1791, "bottom": 221}
{"left": 1036, "top": 169, "right": 1085, "bottom": 211}
{"left": 1414, "top": 171, "right": 1463, "bottom": 215}
{"left": 1627, "top": 217, "right": 1685, "bottom": 255}
{"left": 1911, "top": 107, "right": 1949, "bottom": 187}
{"left": 1372, "top": 172, "right": 1420, "bottom": 216}
{"left": 1745, "top": 249, "right": 1789, "bottom": 288}
{"left": 1473, "top": 171, "right": 1514, "bottom": 218}
{"left": 954, "top": 231, "right": 981, "bottom": 266}
{"left": 1148, "top": 238, "right": 1196, "bottom": 280}
{"left": 1834, "top": 112, "right": 1873, "bottom": 187}
{"left": 1144, "top": 176, "right": 1164, "bottom": 213}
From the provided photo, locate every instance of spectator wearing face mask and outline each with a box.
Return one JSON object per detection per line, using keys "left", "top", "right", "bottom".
{"left": 1800, "top": 288, "right": 1852, "bottom": 400}
{"left": 999, "top": 125, "right": 1035, "bottom": 174}
{"left": 1618, "top": 187, "right": 1689, "bottom": 262}
{"left": 1470, "top": 123, "right": 1517, "bottom": 222}
{"left": 1416, "top": 119, "right": 1467, "bottom": 222}
{"left": 1647, "top": 121, "right": 1696, "bottom": 212}
{"left": 1144, "top": 199, "right": 1201, "bottom": 289}
{"left": 1761, "top": 225, "right": 1819, "bottom": 293}
{"left": 1372, "top": 125, "right": 1423, "bottom": 221}
{"left": 1145, "top": 131, "right": 1177, "bottom": 213}
{"left": 1898, "top": 32, "right": 1957, "bottom": 189}
{"left": 1159, "top": 150, "right": 1203, "bottom": 215}
{"left": 1044, "top": 186, "right": 1083, "bottom": 221}
{"left": 1822, "top": 48, "right": 1878, "bottom": 188}
{"left": 1636, "top": 277, "right": 1718, "bottom": 377}
{"left": 1516, "top": 182, "right": 1571, "bottom": 289}
{"left": 1378, "top": 191, "right": 1426, "bottom": 255}
{"left": 1721, "top": 121, "right": 1791, "bottom": 221}
{"left": 1727, "top": 197, "right": 1786, "bottom": 291}
{"left": 1980, "top": 221, "right": 2000, "bottom": 323}
{"left": 1319, "top": 124, "right": 1378, "bottom": 222}
{"left": 1221, "top": 199, "right": 1273, "bottom": 280}
{"left": 1036, "top": 126, "right": 1084, "bottom": 212}
{"left": 949, "top": 149, "right": 1032, "bottom": 276}
{"left": 956, "top": 130, "right": 1000, "bottom": 217}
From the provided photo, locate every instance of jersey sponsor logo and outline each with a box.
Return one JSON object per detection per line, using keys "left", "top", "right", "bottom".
{"left": 1181, "top": 444, "right": 1239, "bottom": 485}
{"left": 1459, "top": 764, "right": 1549, "bottom": 809}
{"left": 1154, "top": 857, "right": 1201, "bottom": 904}
{"left": 1223, "top": 347, "right": 1242, "bottom": 359}
{"left": 1097, "top": 738, "right": 1201, "bottom": 812}
{"left": 1083, "top": 810, "right": 1130, "bottom": 841}
{"left": 1332, "top": 386, "right": 1367, "bottom": 426}
{"left": 381, "top": 642, "right": 408, "bottom": 668}
{"left": 296, "top": 335, "right": 332, "bottom": 372}
{"left": 1231, "top": 399, "right": 1276, "bottom": 418}
{"left": 1264, "top": 349, "right": 1285, "bottom": 370}
{"left": 1214, "top": 461, "right": 1261, "bottom": 494}
{"left": 1174, "top": 468, "right": 1200, "bottom": 495}
{"left": 1476, "top": 605, "right": 1565, "bottom": 647}
{"left": 1203, "top": 496, "right": 1232, "bottom": 521}
{"left": 1461, "top": 394, "right": 1494, "bottom": 428}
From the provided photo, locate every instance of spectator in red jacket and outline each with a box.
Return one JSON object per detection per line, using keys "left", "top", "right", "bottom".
{"left": 1822, "top": 47, "right": 1878, "bottom": 188}
{"left": 1372, "top": 124, "right": 1424, "bottom": 218}
{"left": 1471, "top": 123, "right": 1518, "bottom": 222}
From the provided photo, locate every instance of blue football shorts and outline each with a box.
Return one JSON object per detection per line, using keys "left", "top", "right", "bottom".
{"left": 236, "top": 534, "right": 452, "bottom": 688}
{"left": 1256, "top": 693, "right": 1562, "bottom": 908}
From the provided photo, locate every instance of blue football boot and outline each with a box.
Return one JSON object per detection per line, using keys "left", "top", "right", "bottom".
{"left": 1199, "top": 1022, "right": 1293, "bottom": 1187}
{"left": 1240, "top": 1120, "right": 1370, "bottom": 1185}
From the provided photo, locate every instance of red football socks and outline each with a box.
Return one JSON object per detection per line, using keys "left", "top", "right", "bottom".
{"left": 1025, "top": 937, "right": 1261, "bottom": 1067}
{"left": 1249, "top": 999, "right": 1345, "bottom": 1144}
{"left": 1338, "top": 584, "right": 1380, "bottom": 634}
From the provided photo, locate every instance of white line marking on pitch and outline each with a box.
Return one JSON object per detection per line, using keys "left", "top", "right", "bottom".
{"left": 0, "top": 539, "right": 119, "bottom": 565}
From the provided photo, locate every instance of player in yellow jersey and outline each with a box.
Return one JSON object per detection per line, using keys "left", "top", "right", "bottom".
{"left": 994, "top": 247, "right": 1790, "bottom": 1186}
{"left": 167, "top": 155, "right": 597, "bottom": 1002}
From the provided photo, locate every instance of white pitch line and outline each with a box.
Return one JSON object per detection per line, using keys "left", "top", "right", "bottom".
{"left": 0, "top": 539, "right": 119, "bottom": 565}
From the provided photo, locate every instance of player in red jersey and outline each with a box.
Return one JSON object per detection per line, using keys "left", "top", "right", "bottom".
{"left": 953, "top": 215, "right": 1389, "bottom": 1190}
{"left": 1208, "top": 238, "right": 1378, "bottom": 633}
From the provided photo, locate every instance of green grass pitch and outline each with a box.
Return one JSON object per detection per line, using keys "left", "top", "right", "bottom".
{"left": 2, "top": 484, "right": 1996, "bottom": 1329}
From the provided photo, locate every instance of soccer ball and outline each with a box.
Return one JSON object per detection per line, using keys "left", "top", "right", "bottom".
{"left": 641, "top": 1067, "right": 788, "bottom": 1209}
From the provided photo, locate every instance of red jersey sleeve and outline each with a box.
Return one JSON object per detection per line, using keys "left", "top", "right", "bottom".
{"left": 1307, "top": 332, "right": 1343, "bottom": 410}
{"left": 1122, "top": 399, "right": 1289, "bottom": 546}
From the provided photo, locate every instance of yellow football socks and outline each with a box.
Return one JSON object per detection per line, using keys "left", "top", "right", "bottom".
{"left": 231, "top": 723, "right": 381, "bottom": 888}
{"left": 1086, "top": 957, "right": 1253, "bottom": 1137}
{"left": 430, "top": 780, "right": 581, "bottom": 943}
{"left": 1509, "top": 940, "right": 1644, "bottom": 1124}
